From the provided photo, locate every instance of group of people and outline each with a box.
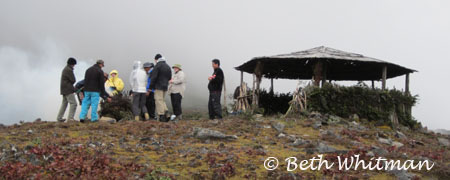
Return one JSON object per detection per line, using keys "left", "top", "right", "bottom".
{"left": 56, "top": 54, "right": 225, "bottom": 123}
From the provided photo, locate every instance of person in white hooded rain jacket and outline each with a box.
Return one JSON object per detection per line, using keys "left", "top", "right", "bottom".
{"left": 130, "top": 61, "right": 150, "bottom": 121}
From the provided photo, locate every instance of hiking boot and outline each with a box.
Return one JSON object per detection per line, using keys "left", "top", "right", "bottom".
{"left": 80, "top": 119, "right": 86, "bottom": 123}
{"left": 57, "top": 119, "right": 66, "bottom": 123}
{"left": 134, "top": 116, "right": 140, "bottom": 121}
{"left": 144, "top": 113, "right": 150, "bottom": 121}
{"left": 159, "top": 115, "right": 168, "bottom": 122}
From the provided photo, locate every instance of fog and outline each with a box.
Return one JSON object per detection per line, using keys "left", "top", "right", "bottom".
{"left": 0, "top": 0, "right": 449, "bottom": 130}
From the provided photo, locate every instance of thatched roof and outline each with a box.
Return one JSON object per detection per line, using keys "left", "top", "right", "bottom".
{"left": 235, "top": 46, "right": 417, "bottom": 81}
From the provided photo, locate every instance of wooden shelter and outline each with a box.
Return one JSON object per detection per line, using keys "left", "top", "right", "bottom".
{"left": 235, "top": 46, "right": 417, "bottom": 106}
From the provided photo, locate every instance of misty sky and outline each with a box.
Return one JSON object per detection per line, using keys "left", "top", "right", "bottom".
{"left": 0, "top": 0, "right": 449, "bottom": 130}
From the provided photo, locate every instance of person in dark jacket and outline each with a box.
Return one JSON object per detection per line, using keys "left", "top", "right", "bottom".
{"left": 208, "top": 59, "right": 224, "bottom": 120}
{"left": 75, "top": 75, "right": 111, "bottom": 106}
{"left": 79, "top": 60, "right": 109, "bottom": 123}
{"left": 144, "top": 62, "right": 156, "bottom": 120}
{"left": 149, "top": 54, "right": 172, "bottom": 122}
{"left": 56, "top": 57, "right": 78, "bottom": 122}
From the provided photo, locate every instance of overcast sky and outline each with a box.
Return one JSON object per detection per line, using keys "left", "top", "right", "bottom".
{"left": 0, "top": 0, "right": 449, "bottom": 130}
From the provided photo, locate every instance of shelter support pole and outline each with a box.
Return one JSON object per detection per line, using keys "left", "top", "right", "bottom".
{"left": 405, "top": 73, "right": 410, "bottom": 95}
{"left": 382, "top": 65, "right": 387, "bottom": 90}
{"left": 270, "top": 78, "right": 274, "bottom": 93}
{"left": 321, "top": 61, "right": 328, "bottom": 87}
{"left": 313, "top": 60, "right": 323, "bottom": 87}
{"left": 371, "top": 80, "right": 375, "bottom": 89}
{"left": 240, "top": 71, "right": 244, "bottom": 86}
{"left": 252, "top": 74, "right": 256, "bottom": 106}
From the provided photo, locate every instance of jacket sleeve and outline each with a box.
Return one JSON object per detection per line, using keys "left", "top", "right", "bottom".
{"left": 172, "top": 72, "right": 185, "bottom": 85}
{"left": 116, "top": 78, "right": 124, "bottom": 92}
{"left": 149, "top": 66, "right": 159, "bottom": 89}
{"left": 67, "top": 68, "right": 76, "bottom": 85}
{"left": 99, "top": 70, "right": 106, "bottom": 96}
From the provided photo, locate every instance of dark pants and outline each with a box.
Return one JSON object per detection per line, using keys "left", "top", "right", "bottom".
{"left": 208, "top": 92, "right": 222, "bottom": 119}
{"left": 132, "top": 92, "right": 147, "bottom": 116}
{"left": 146, "top": 92, "right": 155, "bottom": 118}
{"left": 170, "top": 93, "right": 182, "bottom": 116}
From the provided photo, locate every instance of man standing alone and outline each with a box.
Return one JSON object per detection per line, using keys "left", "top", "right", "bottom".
{"left": 56, "top": 57, "right": 78, "bottom": 122}
{"left": 150, "top": 54, "right": 172, "bottom": 122}
{"left": 208, "top": 59, "right": 224, "bottom": 120}
{"left": 168, "top": 64, "right": 186, "bottom": 121}
{"left": 79, "top": 60, "right": 108, "bottom": 123}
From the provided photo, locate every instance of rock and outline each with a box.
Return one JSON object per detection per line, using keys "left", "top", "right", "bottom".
{"left": 289, "top": 138, "right": 310, "bottom": 146}
{"left": 192, "top": 127, "right": 238, "bottom": 140}
{"left": 312, "top": 121, "right": 322, "bottom": 129}
{"left": 371, "top": 146, "right": 388, "bottom": 156}
{"left": 392, "top": 141, "right": 404, "bottom": 148}
{"left": 34, "top": 118, "right": 42, "bottom": 122}
{"left": 349, "top": 114, "right": 359, "bottom": 122}
{"left": 317, "top": 142, "right": 337, "bottom": 154}
{"left": 387, "top": 169, "right": 415, "bottom": 180}
{"left": 378, "top": 138, "right": 392, "bottom": 145}
{"left": 327, "top": 115, "right": 342, "bottom": 124}
{"left": 272, "top": 122, "right": 285, "bottom": 133}
{"left": 438, "top": 138, "right": 450, "bottom": 147}
{"left": 27, "top": 129, "right": 33, "bottom": 134}
{"left": 99, "top": 116, "right": 117, "bottom": 123}
{"left": 395, "top": 131, "right": 407, "bottom": 139}
{"left": 277, "top": 133, "right": 286, "bottom": 138}
{"left": 366, "top": 151, "right": 375, "bottom": 157}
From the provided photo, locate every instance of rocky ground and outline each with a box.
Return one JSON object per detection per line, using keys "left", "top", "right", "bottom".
{"left": 0, "top": 112, "right": 449, "bottom": 179}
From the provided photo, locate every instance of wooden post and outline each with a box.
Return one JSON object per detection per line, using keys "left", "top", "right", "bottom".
{"left": 240, "top": 71, "right": 244, "bottom": 86}
{"left": 321, "top": 61, "right": 327, "bottom": 87}
{"left": 382, "top": 65, "right": 387, "bottom": 90}
{"left": 313, "top": 60, "right": 323, "bottom": 87}
{"left": 252, "top": 74, "right": 256, "bottom": 106}
{"left": 270, "top": 78, "right": 274, "bottom": 93}
{"left": 405, "top": 73, "right": 410, "bottom": 95}
{"left": 371, "top": 80, "right": 375, "bottom": 89}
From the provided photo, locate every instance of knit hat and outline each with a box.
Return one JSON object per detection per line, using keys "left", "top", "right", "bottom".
{"left": 67, "top": 57, "right": 77, "bottom": 65}
{"left": 172, "top": 64, "right": 182, "bottom": 70}
{"left": 143, "top": 62, "right": 154, "bottom": 68}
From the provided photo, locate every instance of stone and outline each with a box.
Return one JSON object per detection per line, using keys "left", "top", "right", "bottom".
{"left": 99, "top": 116, "right": 117, "bottom": 123}
{"left": 392, "top": 141, "right": 404, "bottom": 148}
{"left": 371, "top": 146, "right": 388, "bottom": 156}
{"left": 277, "top": 133, "right": 286, "bottom": 138}
{"left": 395, "top": 131, "right": 407, "bottom": 139}
{"left": 317, "top": 142, "right": 337, "bottom": 154}
{"left": 387, "top": 169, "right": 415, "bottom": 180}
{"left": 438, "top": 138, "right": 450, "bottom": 147}
{"left": 192, "top": 127, "right": 238, "bottom": 140}
{"left": 27, "top": 129, "right": 33, "bottom": 134}
{"left": 289, "top": 138, "right": 310, "bottom": 146}
{"left": 378, "top": 138, "right": 392, "bottom": 145}
{"left": 327, "top": 115, "right": 342, "bottom": 124}
{"left": 272, "top": 122, "right": 285, "bottom": 133}
{"left": 312, "top": 121, "right": 322, "bottom": 129}
{"left": 366, "top": 151, "right": 375, "bottom": 157}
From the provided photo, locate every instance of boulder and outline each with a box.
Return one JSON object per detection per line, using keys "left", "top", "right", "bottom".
{"left": 272, "top": 122, "right": 285, "bottom": 133}
{"left": 99, "top": 116, "right": 117, "bottom": 123}
{"left": 438, "top": 138, "right": 450, "bottom": 147}
{"left": 192, "top": 127, "right": 238, "bottom": 140}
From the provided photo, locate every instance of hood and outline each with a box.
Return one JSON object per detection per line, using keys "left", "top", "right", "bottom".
{"left": 133, "top": 61, "right": 142, "bottom": 70}
{"left": 110, "top": 70, "right": 119, "bottom": 76}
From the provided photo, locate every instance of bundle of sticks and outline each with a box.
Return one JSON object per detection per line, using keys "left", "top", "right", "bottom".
{"left": 283, "top": 86, "right": 307, "bottom": 117}
{"left": 235, "top": 83, "right": 251, "bottom": 112}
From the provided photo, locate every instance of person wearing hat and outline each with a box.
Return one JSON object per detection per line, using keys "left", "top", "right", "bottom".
{"left": 130, "top": 61, "right": 150, "bottom": 121}
{"left": 56, "top": 57, "right": 78, "bottom": 122}
{"left": 168, "top": 64, "right": 186, "bottom": 120}
{"left": 144, "top": 62, "right": 156, "bottom": 119}
{"left": 150, "top": 54, "right": 172, "bottom": 122}
{"left": 79, "top": 59, "right": 109, "bottom": 123}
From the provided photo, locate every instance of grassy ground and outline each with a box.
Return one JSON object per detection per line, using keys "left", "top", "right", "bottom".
{"left": 0, "top": 113, "right": 449, "bottom": 179}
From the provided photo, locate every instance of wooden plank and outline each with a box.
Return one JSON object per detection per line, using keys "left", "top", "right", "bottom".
{"left": 270, "top": 78, "right": 274, "bottom": 93}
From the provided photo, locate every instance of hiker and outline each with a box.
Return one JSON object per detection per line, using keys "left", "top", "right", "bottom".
{"left": 130, "top": 61, "right": 150, "bottom": 121}
{"left": 168, "top": 64, "right": 186, "bottom": 120}
{"left": 144, "top": 62, "right": 156, "bottom": 120}
{"left": 105, "top": 70, "right": 124, "bottom": 96}
{"left": 56, "top": 57, "right": 78, "bottom": 122}
{"left": 79, "top": 60, "right": 110, "bottom": 123}
{"left": 208, "top": 59, "right": 224, "bottom": 120}
{"left": 149, "top": 54, "right": 172, "bottom": 122}
{"left": 74, "top": 73, "right": 111, "bottom": 106}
